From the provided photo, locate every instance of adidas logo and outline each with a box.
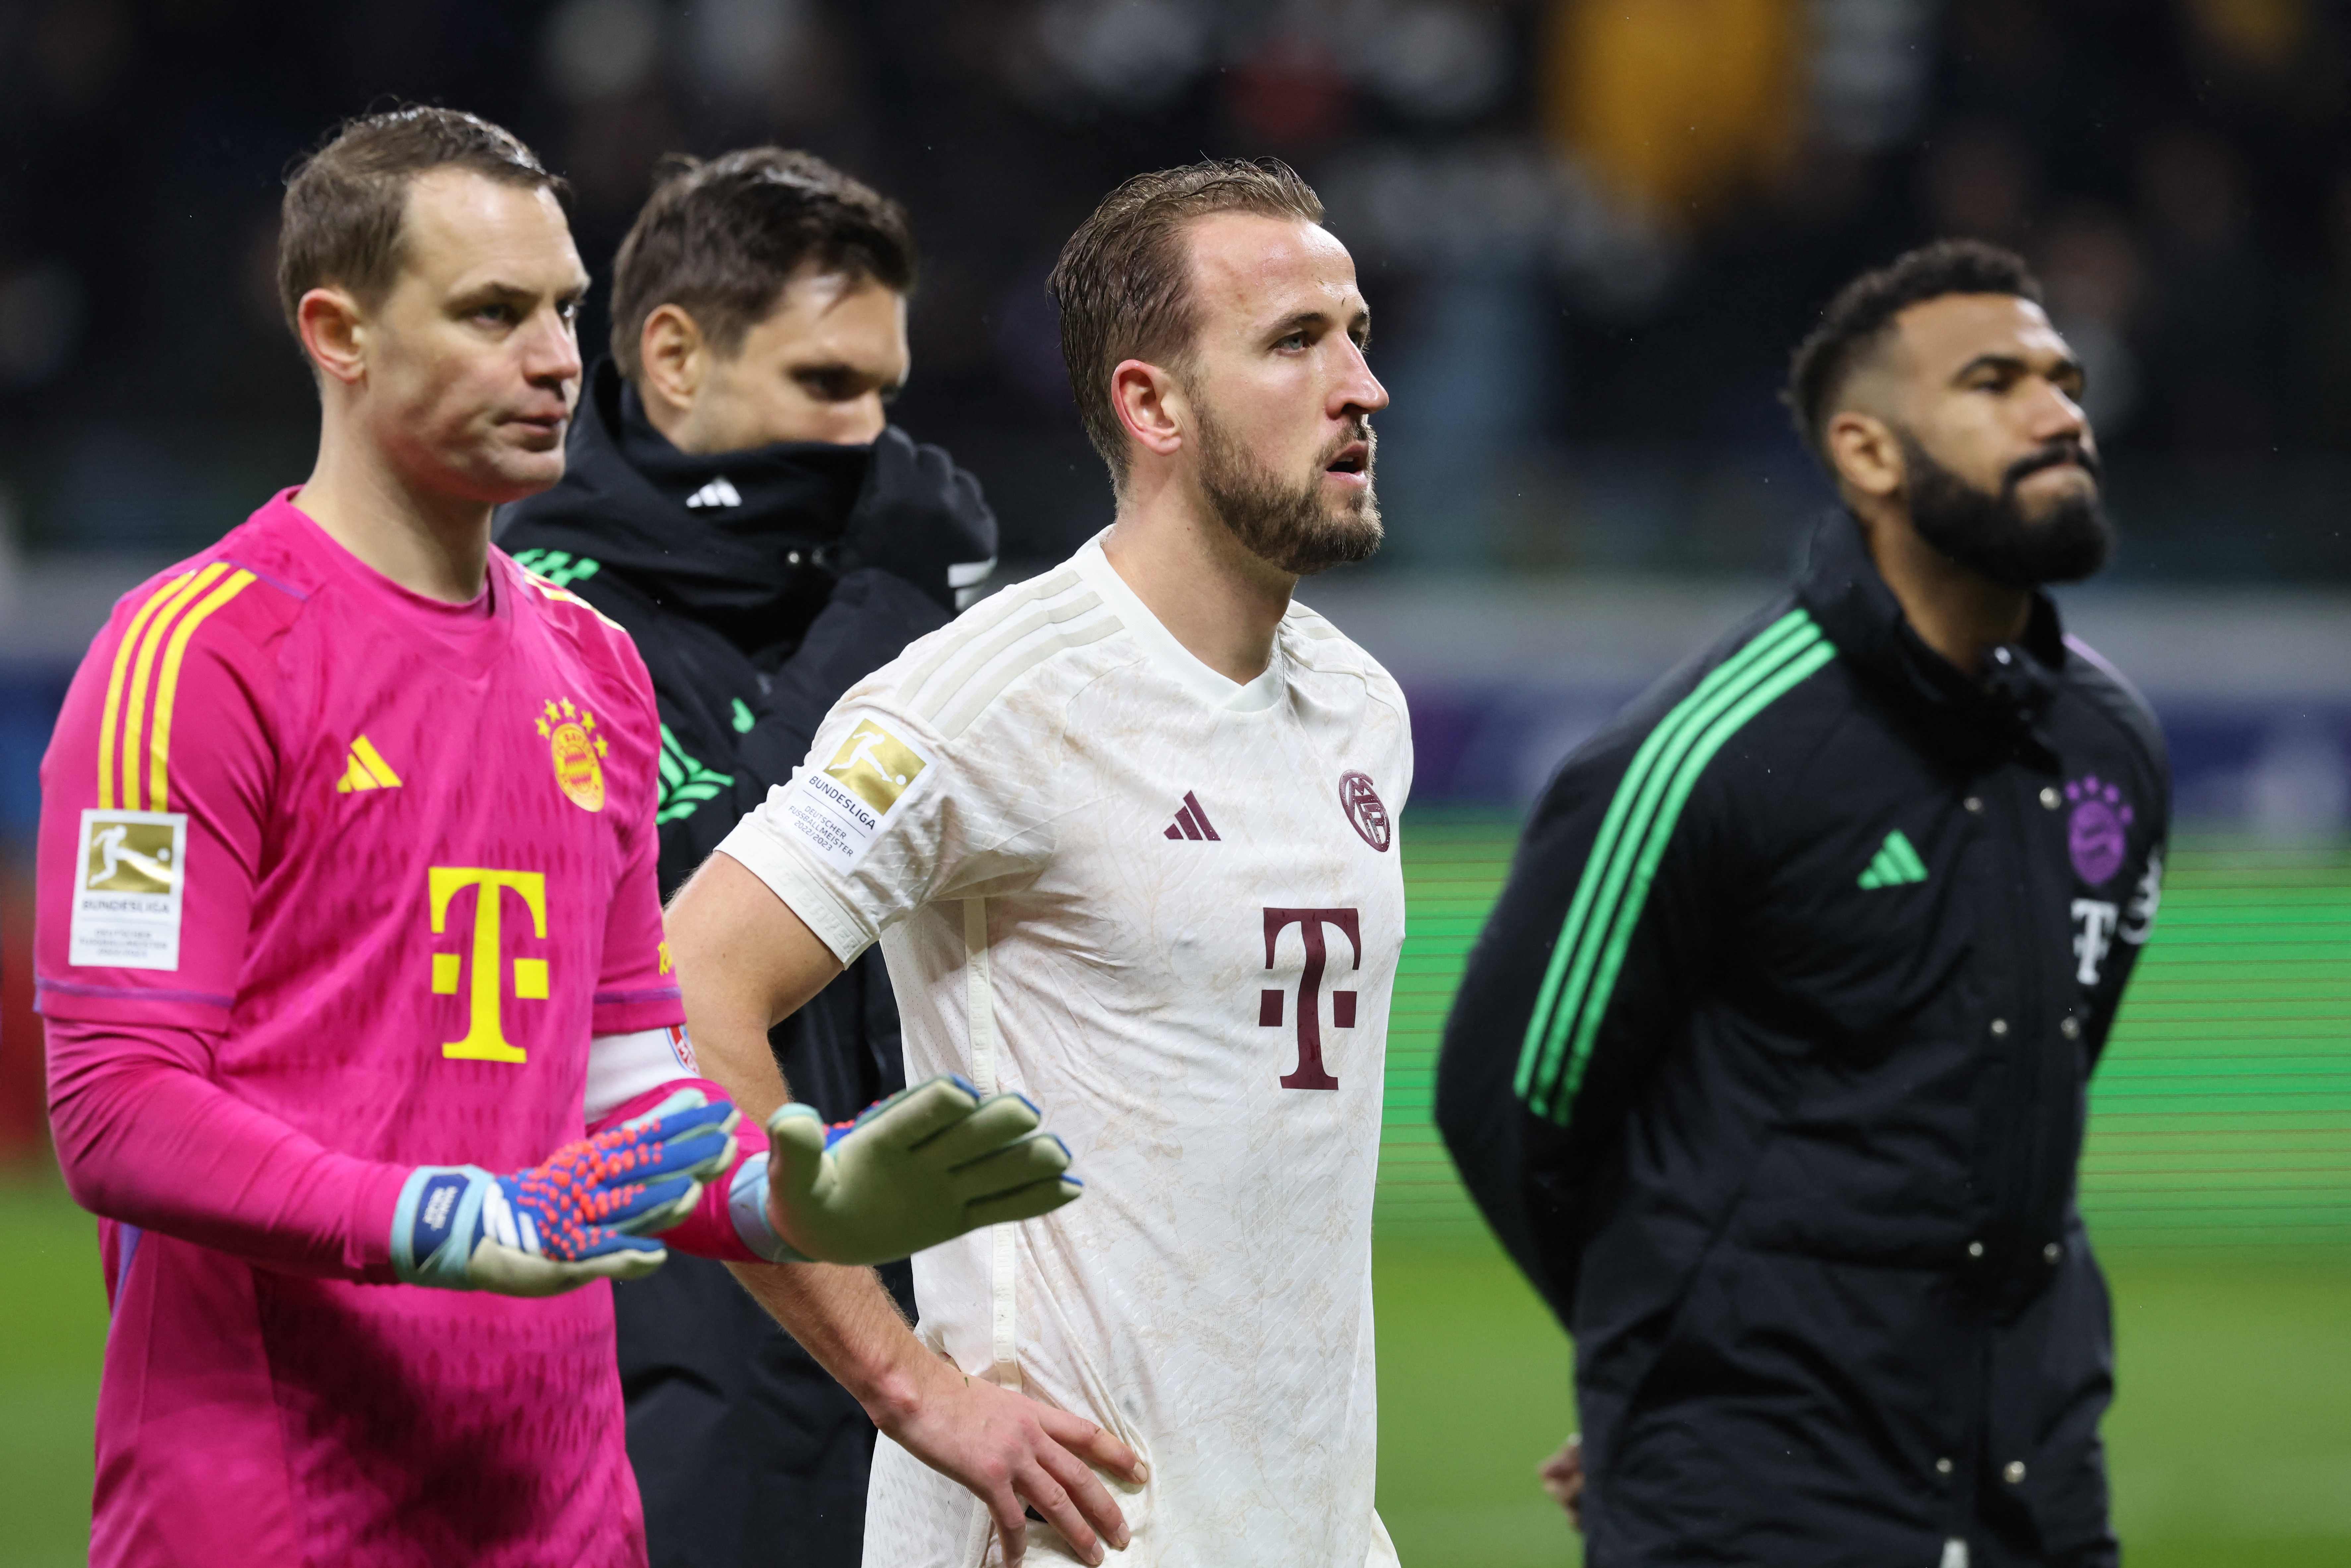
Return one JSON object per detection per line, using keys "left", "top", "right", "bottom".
{"left": 1858, "top": 828, "right": 1928, "bottom": 889}
{"left": 1163, "top": 791, "right": 1220, "bottom": 841}
{"left": 685, "top": 476, "right": 742, "bottom": 510}
{"left": 335, "top": 735, "right": 404, "bottom": 794}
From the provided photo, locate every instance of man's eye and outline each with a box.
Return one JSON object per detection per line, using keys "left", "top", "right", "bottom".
{"left": 474, "top": 304, "right": 516, "bottom": 327}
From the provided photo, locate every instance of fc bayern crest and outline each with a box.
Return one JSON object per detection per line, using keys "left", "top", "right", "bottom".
{"left": 536, "top": 697, "right": 608, "bottom": 813}
{"left": 2065, "top": 774, "right": 2134, "bottom": 885}
{"left": 1339, "top": 771, "right": 1391, "bottom": 852}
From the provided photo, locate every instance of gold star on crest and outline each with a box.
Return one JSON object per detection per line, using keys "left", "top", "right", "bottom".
{"left": 543, "top": 700, "right": 561, "bottom": 721}
{"left": 595, "top": 737, "right": 609, "bottom": 756}
{"left": 535, "top": 717, "right": 550, "bottom": 737}
{"left": 560, "top": 698, "right": 577, "bottom": 718}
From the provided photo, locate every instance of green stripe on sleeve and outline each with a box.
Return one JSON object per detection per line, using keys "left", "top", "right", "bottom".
{"left": 1516, "top": 611, "right": 1835, "bottom": 1121}
{"left": 1541, "top": 638, "right": 1837, "bottom": 1119}
{"left": 1511, "top": 611, "right": 1816, "bottom": 1105}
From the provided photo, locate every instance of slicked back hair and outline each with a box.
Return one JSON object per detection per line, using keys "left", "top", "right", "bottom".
{"left": 1784, "top": 239, "right": 2044, "bottom": 464}
{"left": 610, "top": 148, "right": 915, "bottom": 380}
{"left": 278, "top": 106, "right": 565, "bottom": 341}
{"left": 1049, "top": 159, "right": 1326, "bottom": 486}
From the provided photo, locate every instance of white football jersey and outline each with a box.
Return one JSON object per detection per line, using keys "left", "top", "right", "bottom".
{"left": 718, "top": 533, "right": 1412, "bottom": 1567}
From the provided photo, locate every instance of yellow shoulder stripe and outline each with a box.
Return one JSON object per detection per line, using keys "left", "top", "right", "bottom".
{"left": 98, "top": 572, "right": 195, "bottom": 810}
{"left": 98, "top": 562, "right": 256, "bottom": 812}
{"left": 519, "top": 567, "right": 627, "bottom": 633}
{"left": 111, "top": 565, "right": 227, "bottom": 811}
{"left": 147, "top": 569, "right": 258, "bottom": 811}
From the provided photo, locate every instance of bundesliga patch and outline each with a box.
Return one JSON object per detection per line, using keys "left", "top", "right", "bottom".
{"left": 70, "top": 809, "right": 188, "bottom": 970}
{"left": 779, "top": 716, "right": 933, "bottom": 872}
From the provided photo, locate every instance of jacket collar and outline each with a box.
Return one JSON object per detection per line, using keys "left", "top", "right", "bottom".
{"left": 496, "top": 359, "right": 870, "bottom": 623}
{"left": 1794, "top": 511, "right": 2065, "bottom": 769}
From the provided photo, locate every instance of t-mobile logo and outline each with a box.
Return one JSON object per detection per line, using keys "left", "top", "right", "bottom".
{"left": 1259, "top": 907, "right": 1360, "bottom": 1091}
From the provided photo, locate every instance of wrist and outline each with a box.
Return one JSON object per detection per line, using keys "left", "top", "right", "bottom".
{"left": 856, "top": 1330, "right": 951, "bottom": 1434}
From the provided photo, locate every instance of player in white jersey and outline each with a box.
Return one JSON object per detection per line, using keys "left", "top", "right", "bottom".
{"left": 668, "top": 159, "right": 1406, "bottom": 1568}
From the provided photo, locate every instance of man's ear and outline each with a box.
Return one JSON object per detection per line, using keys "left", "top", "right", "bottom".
{"left": 296, "top": 287, "right": 368, "bottom": 387}
{"left": 637, "top": 304, "right": 709, "bottom": 415}
{"left": 1825, "top": 407, "right": 1904, "bottom": 502}
{"left": 1110, "top": 358, "right": 1187, "bottom": 466}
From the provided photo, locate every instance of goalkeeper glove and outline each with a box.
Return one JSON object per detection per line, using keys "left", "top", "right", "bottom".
{"left": 393, "top": 1089, "right": 739, "bottom": 1297}
{"left": 728, "top": 1074, "right": 1080, "bottom": 1266}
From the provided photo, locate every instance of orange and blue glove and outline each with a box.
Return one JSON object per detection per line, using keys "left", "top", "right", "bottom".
{"left": 392, "top": 1089, "right": 739, "bottom": 1297}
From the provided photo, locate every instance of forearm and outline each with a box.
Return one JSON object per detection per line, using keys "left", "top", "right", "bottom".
{"left": 45, "top": 1017, "right": 405, "bottom": 1279}
{"left": 726, "top": 1254, "right": 934, "bottom": 1427}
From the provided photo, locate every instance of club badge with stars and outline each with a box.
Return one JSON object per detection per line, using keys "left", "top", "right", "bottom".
{"left": 537, "top": 697, "right": 608, "bottom": 813}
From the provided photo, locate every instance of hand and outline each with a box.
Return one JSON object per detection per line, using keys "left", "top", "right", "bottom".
{"left": 833, "top": 427, "right": 998, "bottom": 612}
{"left": 392, "top": 1089, "right": 740, "bottom": 1296}
{"left": 740, "top": 1074, "right": 1081, "bottom": 1267}
{"left": 1539, "top": 1433, "right": 1585, "bottom": 1531}
{"left": 884, "top": 1350, "right": 1145, "bottom": 1568}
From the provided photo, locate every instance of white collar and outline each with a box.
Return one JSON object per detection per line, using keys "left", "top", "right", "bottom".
{"left": 1071, "top": 531, "right": 1287, "bottom": 714}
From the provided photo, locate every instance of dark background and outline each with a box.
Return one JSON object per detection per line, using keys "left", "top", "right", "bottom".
{"left": 3, "top": 0, "right": 2349, "bottom": 578}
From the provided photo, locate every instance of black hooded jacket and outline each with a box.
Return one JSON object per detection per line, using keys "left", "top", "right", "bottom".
{"left": 1437, "top": 515, "right": 2168, "bottom": 1568}
{"left": 497, "top": 360, "right": 996, "bottom": 1565}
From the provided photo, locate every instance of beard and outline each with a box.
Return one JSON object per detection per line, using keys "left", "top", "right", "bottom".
{"left": 1192, "top": 396, "right": 1383, "bottom": 577}
{"left": 1900, "top": 431, "right": 2115, "bottom": 587}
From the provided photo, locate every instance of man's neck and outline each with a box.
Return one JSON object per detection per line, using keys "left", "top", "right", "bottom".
{"left": 1855, "top": 502, "right": 2032, "bottom": 679}
{"left": 1100, "top": 470, "right": 1295, "bottom": 686}
{"left": 292, "top": 419, "right": 496, "bottom": 604}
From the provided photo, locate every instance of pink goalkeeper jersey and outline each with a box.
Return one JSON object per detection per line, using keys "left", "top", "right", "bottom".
{"left": 34, "top": 492, "right": 683, "bottom": 1567}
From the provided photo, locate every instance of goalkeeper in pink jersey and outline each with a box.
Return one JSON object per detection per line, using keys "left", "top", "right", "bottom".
{"left": 32, "top": 107, "right": 1082, "bottom": 1568}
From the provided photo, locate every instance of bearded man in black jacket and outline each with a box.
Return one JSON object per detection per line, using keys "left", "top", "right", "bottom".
{"left": 498, "top": 148, "right": 995, "bottom": 1568}
{"left": 1439, "top": 243, "right": 2167, "bottom": 1568}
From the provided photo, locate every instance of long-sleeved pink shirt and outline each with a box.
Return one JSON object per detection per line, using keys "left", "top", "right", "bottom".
{"left": 36, "top": 494, "right": 705, "bottom": 1567}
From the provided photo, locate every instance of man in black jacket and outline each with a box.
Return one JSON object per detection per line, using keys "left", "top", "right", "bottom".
{"left": 498, "top": 149, "right": 995, "bottom": 1568}
{"left": 1437, "top": 242, "right": 2168, "bottom": 1568}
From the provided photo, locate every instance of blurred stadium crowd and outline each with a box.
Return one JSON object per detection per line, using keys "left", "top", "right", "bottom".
{"left": 7, "top": 1, "right": 2351, "bottom": 1166}
{"left": 2, "top": 0, "right": 2350, "bottom": 577}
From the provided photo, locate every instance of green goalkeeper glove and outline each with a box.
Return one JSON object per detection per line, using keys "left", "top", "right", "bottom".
{"left": 728, "top": 1075, "right": 1080, "bottom": 1266}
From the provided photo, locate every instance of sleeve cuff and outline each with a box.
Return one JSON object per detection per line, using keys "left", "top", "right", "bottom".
{"left": 590, "top": 991, "right": 686, "bottom": 1037}
{"left": 713, "top": 822, "right": 875, "bottom": 966}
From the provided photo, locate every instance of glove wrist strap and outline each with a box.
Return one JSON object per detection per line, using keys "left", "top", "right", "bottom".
{"left": 392, "top": 1166, "right": 493, "bottom": 1288}
{"left": 727, "top": 1154, "right": 810, "bottom": 1264}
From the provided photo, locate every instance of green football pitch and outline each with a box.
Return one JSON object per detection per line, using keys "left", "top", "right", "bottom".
{"left": 3, "top": 813, "right": 2346, "bottom": 1566}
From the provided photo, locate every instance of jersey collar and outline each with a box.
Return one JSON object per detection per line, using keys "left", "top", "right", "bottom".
{"left": 1071, "top": 531, "right": 1286, "bottom": 714}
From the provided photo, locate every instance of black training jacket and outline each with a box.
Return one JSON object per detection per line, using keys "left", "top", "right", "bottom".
{"left": 497, "top": 360, "right": 997, "bottom": 1568}
{"left": 1437, "top": 514, "right": 2168, "bottom": 1568}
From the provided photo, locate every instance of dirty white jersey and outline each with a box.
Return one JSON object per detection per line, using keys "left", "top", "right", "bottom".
{"left": 718, "top": 533, "right": 1411, "bottom": 1568}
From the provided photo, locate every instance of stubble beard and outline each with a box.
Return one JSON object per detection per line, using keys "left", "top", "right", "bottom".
{"left": 1191, "top": 395, "right": 1383, "bottom": 577}
{"left": 1899, "top": 430, "right": 2115, "bottom": 588}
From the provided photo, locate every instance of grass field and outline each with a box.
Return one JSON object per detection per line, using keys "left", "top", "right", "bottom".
{"left": 3, "top": 813, "right": 2346, "bottom": 1566}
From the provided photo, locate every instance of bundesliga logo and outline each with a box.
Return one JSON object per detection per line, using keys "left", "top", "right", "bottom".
{"left": 824, "top": 720, "right": 928, "bottom": 815}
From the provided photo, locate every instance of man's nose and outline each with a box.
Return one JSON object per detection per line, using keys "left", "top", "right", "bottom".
{"left": 1332, "top": 338, "right": 1389, "bottom": 417}
{"left": 833, "top": 393, "right": 888, "bottom": 446}
{"left": 2026, "top": 376, "right": 2088, "bottom": 444}
{"left": 523, "top": 309, "right": 584, "bottom": 388}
